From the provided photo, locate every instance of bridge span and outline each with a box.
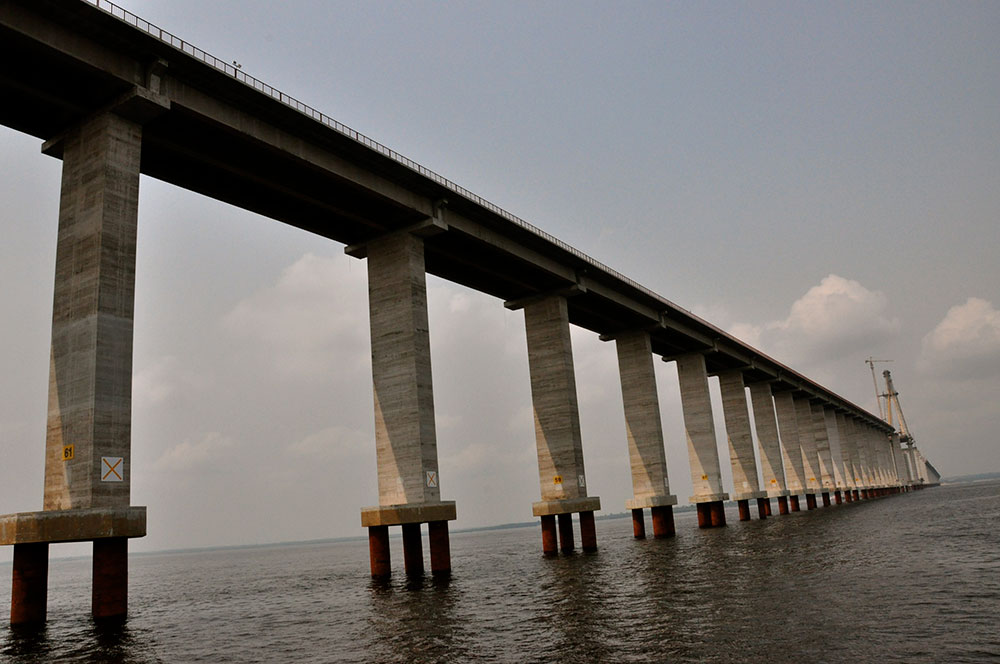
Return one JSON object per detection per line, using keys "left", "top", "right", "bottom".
{"left": 0, "top": 0, "right": 935, "bottom": 624}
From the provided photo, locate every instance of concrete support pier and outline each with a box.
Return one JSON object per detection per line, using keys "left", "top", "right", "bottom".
{"left": 773, "top": 392, "right": 806, "bottom": 513}
{"left": 836, "top": 413, "right": 860, "bottom": 501}
{"left": 749, "top": 382, "right": 791, "bottom": 516}
{"left": 793, "top": 397, "right": 823, "bottom": 509}
{"left": 675, "top": 353, "right": 728, "bottom": 527}
{"left": 614, "top": 331, "right": 677, "bottom": 538}
{"left": 359, "top": 232, "right": 456, "bottom": 577}
{"left": 718, "top": 371, "right": 768, "bottom": 520}
{"left": 522, "top": 296, "right": 600, "bottom": 552}
{"left": 853, "top": 420, "right": 874, "bottom": 499}
{"left": 1, "top": 111, "right": 153, "bottom": 623}
{"left": 822, "top": 407, "right": 850, "bottom": 500}
{"left": 810, "top": 402, "right": 837, "bottom": 502}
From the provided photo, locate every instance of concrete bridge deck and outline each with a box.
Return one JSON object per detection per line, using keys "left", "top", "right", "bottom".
{"left": 0, "top": 0, "right": 893, "bottom": 422}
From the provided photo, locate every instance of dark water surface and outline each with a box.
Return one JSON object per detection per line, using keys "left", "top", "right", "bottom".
{"left": 2, "top": 481, "right": 998, "bottom": 663}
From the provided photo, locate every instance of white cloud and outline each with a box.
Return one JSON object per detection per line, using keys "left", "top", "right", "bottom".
{"left": 222, "top": 253, "right": 369, "bottom": 379}
{"left": 132, "top": 356, "right": 177, "bottom": 407}
{"left": 154, "top": 432, "right": 235, "bottom": 472}
{"left": 132, "top": 355, "right": 208, "bottom": 410}
{"left": 287, "top": 425, "right": 370, "bottom": 460}
{"left": 734, "top": 274, "right": 899, "bottom": 368}
{"left": 919, "top": 297, "right": 1000, "bottom": 379}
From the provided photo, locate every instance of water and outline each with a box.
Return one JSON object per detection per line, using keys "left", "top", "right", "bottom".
{"left": 2, "top": 481, "right": 998, "bottom": 663}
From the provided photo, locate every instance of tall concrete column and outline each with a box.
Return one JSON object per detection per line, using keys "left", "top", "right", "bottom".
{"left": 675, "top": 353, "right": 728, "bottom": 527}
{"left": 793, "top": 397, "right": 822, "bottom": 508}
{"left": 903, "top": 446, "right": 917, "bottom": 486}
{"left": 834, "top": 413, "right": 858, "bottom": 499}
{"left": 1, "top": 112, "right": 149, "bottom": 624}
{"left": 854, "top": 422, "right": 874, "bottom": 496}
{"left": 873, "top": 429, "right": 888, "bottom": 489}
{"left": 846, "top": 417, "right": 866, "bottom": 499}
{"left": 810, "top": 402, "right": 836, "bottom": 504}
{"left": 44, "top": 112, "right": 141, "bottom": 512}
{"left": 865, "top": 427, "right": 881, "bottom": 492}
{"left": 359, "top": 232, "right": 456, "bottom": 577}
{"left": 869, "top": 428, "right": 882, "bottom": 490}
{"left": 905, "top": 446, "right": 920, "bottom": 486}
{"left": 614, "top": 331, "right": 676, "bottom": 538}
{"left": 718, "top": 371, "right": 767, "bottom": 520}
{"left": 915, "top": 448, "right": 929, "bottom": 483}
{"left": 524, "top": 295, "right": 599, "bottom": 551}
{"left": 875, "top": 430, "right": 890, "bottom": 489}
{"left": 773, "top": 391, "right": 806, "bottom": 512}
{"left": 823, "top": 407, "right": 848, "bottom": 499}
{"left": 748, "top": 382, "right": 789, "bottom": 509}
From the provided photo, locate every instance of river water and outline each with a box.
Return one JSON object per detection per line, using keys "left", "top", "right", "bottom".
{"left": 1, "top": 480, "right": 998, "bottom": 663}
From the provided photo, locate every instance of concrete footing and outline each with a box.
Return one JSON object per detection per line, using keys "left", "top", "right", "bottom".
{"left": 696, "top": 501, "right": 726, "bottom": 528}
{"left": 737, "top": 499, "right": 751, "bottom": 522}
{"left": 789, "top": 495, "right": 801, "bottom": 512}
{"left": 92, "top": 538, "right": 128, "bottom": 621}
{"left": 853, "top": 489, "right": 861, "bottom": 500}
{"left": 834, "top": 490, "right": 843, "bottom": 504}
{"left": 777, "top": 496, "right": 789, "bottom": 515}
{"left": 10, "top": 542, "right": 48, "bottom": 625}
{"left": 806, "top": 494, "right": 818, "bottom": 510}
{"left": 362, "top": 502, "right": 456, "bottom": 577}
{"left": 3, "top": 508, "right": 146, "bottom": 623}
{"left": 822, "top": 492, "right": 831, "bottom": 507}
{"left": 845, "top": 490, "right": 854, "bottom": 502}
{"left": 757, "top": 498, "right": 769, "bottom": 519}
{"left": 533, "top": 498, "right": 600, "bottom": 554}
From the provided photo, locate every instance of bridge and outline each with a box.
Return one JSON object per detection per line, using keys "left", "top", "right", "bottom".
{"left": 0, "top": 0, "right": 937, "bottom": 624}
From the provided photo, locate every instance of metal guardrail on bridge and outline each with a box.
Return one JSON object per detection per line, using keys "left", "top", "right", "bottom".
{"left": 82, "top": 0, "right": 673, "bottom": 309}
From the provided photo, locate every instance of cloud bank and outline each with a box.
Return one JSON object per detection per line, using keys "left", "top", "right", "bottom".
{"left": 919, "top": 297, "right": 1000, "bottom": 379}
{"left": 730, "top": 274, "right": 900, "bottom": 373}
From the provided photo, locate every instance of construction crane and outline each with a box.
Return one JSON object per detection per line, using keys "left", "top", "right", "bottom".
{"left": 865, "top": 357, "right": 893, "bottom": 419}
{"left": 882, "top": 369, "right": 914, "bottom": 445}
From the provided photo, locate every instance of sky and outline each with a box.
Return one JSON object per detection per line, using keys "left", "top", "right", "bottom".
{"left": 1, "top": 0, "right": 998, "bottom": 558}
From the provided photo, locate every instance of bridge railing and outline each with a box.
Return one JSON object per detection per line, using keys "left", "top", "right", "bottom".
{"left": 82, "top": 0, "right": 677, "bottom": 310}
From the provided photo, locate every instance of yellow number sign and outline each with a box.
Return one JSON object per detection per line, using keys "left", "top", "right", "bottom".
{"left": 63, "top": 444, "right": 74, "bottom": 460}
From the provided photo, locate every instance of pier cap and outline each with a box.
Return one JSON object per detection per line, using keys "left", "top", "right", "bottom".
{"left": 0, "top": 507, "right": 146, "bottom": 545}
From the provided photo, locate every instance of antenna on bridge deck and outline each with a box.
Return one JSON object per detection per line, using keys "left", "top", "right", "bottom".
{"left": 865, "top": 357, "right": 892, "bottom": 419}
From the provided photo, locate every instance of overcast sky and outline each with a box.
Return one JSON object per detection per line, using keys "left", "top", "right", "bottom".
{"left": 2, "top": 0, "right": 998, "bottom": 558}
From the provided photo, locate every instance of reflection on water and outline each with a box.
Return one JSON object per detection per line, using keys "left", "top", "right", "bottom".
{"left": 4, "top": 623, "right": 53, "bottom": 663}
{"left": 1, "top": 481, "right": 998, "bottom": 663}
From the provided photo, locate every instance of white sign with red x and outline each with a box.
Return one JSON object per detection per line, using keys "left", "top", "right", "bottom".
{"left": 101, "top": 456, "right": 124, "bottom": 482}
